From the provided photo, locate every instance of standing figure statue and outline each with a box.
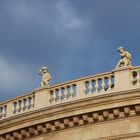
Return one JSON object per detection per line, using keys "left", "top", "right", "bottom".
{"left": 39, "top": 66, "right": 51, "bottom": 87}
{"left": 116, "top": 47, "right": 132, "bottom": 68}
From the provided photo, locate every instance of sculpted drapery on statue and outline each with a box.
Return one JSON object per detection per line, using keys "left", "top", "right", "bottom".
{"left": 116, "top": 47, "right": 132, "bottom": 68}
{"left": 39, "top": 66, "right": 51, "bottom": 87}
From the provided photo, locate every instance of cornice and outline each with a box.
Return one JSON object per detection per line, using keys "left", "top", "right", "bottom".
{"left": 1, "top": 103, "right": 140, "bottom": 139}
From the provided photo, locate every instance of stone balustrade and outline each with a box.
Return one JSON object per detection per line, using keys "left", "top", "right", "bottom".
{"left": 0, "top": 93, "right": 35, "bottom": 120}
{"left": 13, "top": 94, "right": 35, "bottom": 115}
{"left": 84, "top": 73, "right": 114, "bottom": 95}
{"left": 49, "top": 83, "right": 77, "bottom": 103}
{"left": 49, "top": 72, "right": 114, "bottom": 104}
{"left": 1, "top": 66, "right": 140, "bottom": 121}
{"left": 131, "top": 66, "right": 140, "bottom": 87}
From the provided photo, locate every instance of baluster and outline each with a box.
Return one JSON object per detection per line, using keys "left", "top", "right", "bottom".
{"left": 55, "top": 89, "right": 58, "bottom": 102}
{"left": 4, "top": 106, "right": 6, "bottom": 117}
{"left": 26, "top": 98, "right": 30, "bottom": 110}
{"left": 108, "top": 76, "right": 112, "bottom": 90}
{"left": 20, "top": 100, "right": 24, "bottom": 111}
{"left": 63, "top": 86, "right": 68, "bottom": 100}
{"left": 30, "top": 96, "right": 34, "bottom": 108}
{"left": 70, "top": 85, "right": 74, "bottom": 98}
{"left": 94, "top": 79, "right": 99, "bottom": 94}
{"left": 136, "top": 71, "right": 140, "bottom": 86}
{"left": 53, "top": 89, "right": 57, "bottom": 103}
{"left": 24, "top": 99, "right": 27, "bottom": 110}
{"left": 83, "top": 81, "right": 87, "bottom": 95}
{"left": 1, "top": 107, "right": 4, "bottom": 118}
{"left": 25, "top": 98, "right": 28, "bottom": 110}
{"left": 49, "top": 90, "right": 53, "bottom": 103}
{"left": 101, "top": 78, "right": 105, "bottom": 92}
{"left": 18, "top": 100, "right": 22, "bottom": 112}
{"left": 88, "top": 80, "right": 93, "bottom": 95}
{"left": 58, "top": 88, "right": 62, "bottom": 101}
{"left": 131, "top": 72, "right": 134, "bottom": 86}
{"left": 2, "top": 106, "right": 6, "bottom": 117}
{"left": 16, "top": 101, "right": 20, "bottom": 113}
{"left": 13, "top": 102, "right": 16, "bottom": 114}
{"left": 0, "top": 107, "right": 2, "bottom": 118}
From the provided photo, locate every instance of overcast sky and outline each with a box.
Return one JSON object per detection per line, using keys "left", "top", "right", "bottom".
{"left": 0, "top": 0, "right": 140, "bottom": 102}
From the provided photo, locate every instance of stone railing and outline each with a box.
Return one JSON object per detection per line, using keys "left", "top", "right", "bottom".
{"left": 0, "top": 93, "right": 35, "bottom": 120}
{"left": 1, "top": 66, "right": 140, "bottom": 121}
{"left": 49, "top": 72, "right": 114, "bottom": 104}
{"left": 131, "top": 66, "right": 140, "bottom": 87}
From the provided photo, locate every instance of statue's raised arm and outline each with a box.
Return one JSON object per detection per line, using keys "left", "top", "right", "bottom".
{"left": 116, "top": 47, "right": 132, "bottom": 68}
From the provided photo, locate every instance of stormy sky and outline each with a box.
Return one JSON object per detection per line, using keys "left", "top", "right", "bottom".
{"left": 0, "top": 0, "right": 140, "bottom": 102}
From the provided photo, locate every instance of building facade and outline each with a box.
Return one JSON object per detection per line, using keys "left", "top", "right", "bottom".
{"left": 1, "top": 48, "right": 140, "bottom": 140}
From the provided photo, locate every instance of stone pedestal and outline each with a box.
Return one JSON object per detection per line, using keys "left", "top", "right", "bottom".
{"left": 113, "top": 66, "right": 133, "bottom": 91}
{"left": 34, "top": 87, "right": 50, "bottom": 109}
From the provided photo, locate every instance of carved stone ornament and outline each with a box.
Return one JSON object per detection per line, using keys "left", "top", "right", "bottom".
{"left": 116, "top": 47, "right": 132, "bottom": 68}
{"left": 39, "top": 66, "right": 51, "bottom": 87}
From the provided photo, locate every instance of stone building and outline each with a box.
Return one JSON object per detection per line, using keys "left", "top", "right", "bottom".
{"left": 1, "top": 47, "right": 140, "bottom": 140}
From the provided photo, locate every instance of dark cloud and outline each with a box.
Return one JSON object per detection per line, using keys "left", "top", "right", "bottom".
{"left": 0, "top": 0, "right": 140, "bottom": 101}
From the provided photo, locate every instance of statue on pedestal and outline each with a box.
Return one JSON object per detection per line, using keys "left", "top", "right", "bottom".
{"left": 116, "top": 47, "right": 132, "bottom": 68}
{"left": 39, "top": 66, "right": 51, "bottom": 87}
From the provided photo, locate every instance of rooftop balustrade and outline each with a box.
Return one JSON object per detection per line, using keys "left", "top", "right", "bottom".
{"left": 0, "top": 65, "right": 140, "bottom": 121}
{"left": 49, "top": 71, "right": 114, "bottom": 105}
{"left": 0, "top": 47, "right": 139, "bottom": 122}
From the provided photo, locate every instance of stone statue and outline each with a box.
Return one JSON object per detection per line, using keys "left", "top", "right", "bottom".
{"left": 116, "top": 47, "right": 132, "bottom": 68}
{"left": 39, "top": 66, "right": 51, "bottom": 87}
